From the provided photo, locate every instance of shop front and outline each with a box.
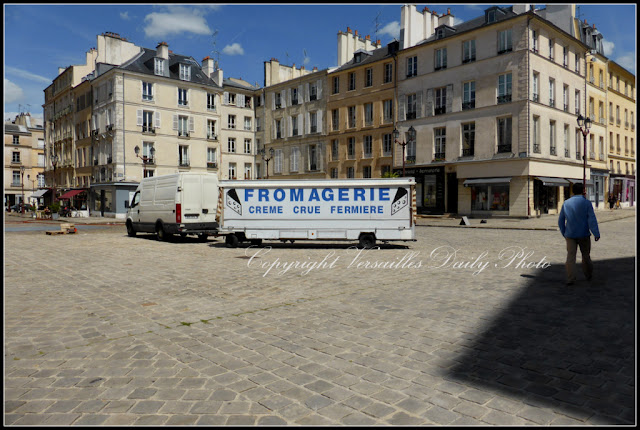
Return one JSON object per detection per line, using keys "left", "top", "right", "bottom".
{"left": 533, "top": 177, "right": 570, "bottom": 215}
{"left": 610, "top": 174, "right": 636, "bottom": 208}
{"left": 394, "top": 165, "right": 445, "bottom": 214}
{"left": 587, "top": 170, "right": 608, "bottom": 209}
{"left": 89, "top": 182, "right": 139, "bottom": 218}
{"left": 463, "top": 178, "right": 511, "bottom": 215}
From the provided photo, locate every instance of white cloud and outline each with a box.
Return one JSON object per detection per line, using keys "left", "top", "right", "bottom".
{"left": 144, "top": 7, "right": 213, "bottom": 38}
{"left": 4, "top": 79, "right": 24, "bottom": 103}
{"left": 4, "top": 111, "right": 44, "bottom": 124}
{"left": 120, "top": 11, "right": 131, "bottom": 20}
{"left": 602, "top": 39, "right": 615, "bottom": 57}
{"left": 222, "top": 43, "right": 244, "bottom": 56}
{"left": 379, "top": 21, "right": 401, "bottom": 39}
{"left": 5, "top": 66, "right": 51, "bottom": 84}
{"left": 615, "top": 52, "right": 636, "bottom": 74}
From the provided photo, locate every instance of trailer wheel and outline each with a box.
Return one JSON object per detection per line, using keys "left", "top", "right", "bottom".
{"left": 198, "top": 234, "right": 208, "bottom": 242}
{"left": 126, "top": 221, "right": 136, "bottom": 237}
{"left": 358, "top": 233, "right": 376, "bottom": 249}
{"left": 250, "top": 239, "right": 262, "bottom": 246}
{"left": 225, "top": 234, "right": 239, "bottom": 248}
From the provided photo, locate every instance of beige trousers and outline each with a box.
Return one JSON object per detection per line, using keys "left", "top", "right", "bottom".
{"left": 565, "top": 237, "right": 593, "bottom": 282}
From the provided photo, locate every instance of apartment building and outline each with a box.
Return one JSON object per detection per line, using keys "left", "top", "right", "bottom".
{"left": 4, "top": 113, "right": 45, "bottom": 208}
{"left": 393, "top": 5, "right": 592, "bottom": 217}
{"left": 607, "top": 60, "right": 636, "bottom": 207}
{"left": 259, "top": 59, "right": 328, "bottom": 179}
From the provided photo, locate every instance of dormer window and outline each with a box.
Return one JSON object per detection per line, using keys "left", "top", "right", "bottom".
{"left": 179, "top": 64, "right": 191, "bottom": 81}
{"left": 487, "top": 10, "right": 496, "bottom": 23}
{"left": 154, "top": 58, "right": 164, "bottom": 76}
{"left": 436, "top": 28, "right": 445, "bottom": 39}
{"left": 354, "top": 53, "right": 362, "bottom": 63}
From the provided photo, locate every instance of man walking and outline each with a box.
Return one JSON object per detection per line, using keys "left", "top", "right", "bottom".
{"left": 558, "top": 183, "right": 600, "bottom": 285}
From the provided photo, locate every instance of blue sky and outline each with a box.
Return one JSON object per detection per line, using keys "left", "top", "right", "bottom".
{"left": 4, "top": 3, "right": 636, "bottom": 124}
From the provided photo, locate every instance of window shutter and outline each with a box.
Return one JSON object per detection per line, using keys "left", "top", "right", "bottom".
{"left": 417, "top": 92, "right": 423, "bottom": 118}
{"left": 281, "top": 91, "right": 286, "bottom": 108}
{"left": 189, "top": 116, "right": 194, "bottom": 132}
{"left": 305, "top": 83, "right": 310, "bottom": 102}
{"left": 298, "top": 114, "right": 303, "bottom": 134}
{"left": 271, "top": 93, "right": 275, "bottom": 109}
{"left": 224, "top": 92, "right": 229, "bottom": 105}
{"left": 317, "top": 143, "right": 324, "bottom": 171}
{"left": 298, "top": 85, "right": 303, "bottom": 102}
{"left": 288, "top": 116, "right": 292, "bottom": 137}
{"left": 317, "top": 80, "right": 323, "bottom": 99}
{"left": 137, "top": 109, "right": 143, "bottom": 126}
{"left": 237, "top": 94, "right": 243, "bottom": 108}
{"left": 446, "top": 84, "right": 453, "bottom": 113}
{"left": 306, "top": 113, "right": 310, "bottom": 134}
{"left": 317, "top": 110, "right": 323, "bottom": 133}
{"left": 289, "top": 88, "right": 293, "bottom": 105}
{"left": 173, "top": 114, "right": 178, "bottom": 130}
{"left": 155, "top": 112, "right": 161, "bottom": 129}
{"left": 426, "top": 89, "right": 434, "bottom": 117}
{"left": 398, "top": 95, "right": 405, "bottom": 120}
{"left": 273, "top": 120, "right": 277, "bottom": 139}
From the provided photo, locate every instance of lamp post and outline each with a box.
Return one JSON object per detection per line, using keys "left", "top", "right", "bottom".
{"left": 134, "top": 145, "right": 156, "bottom": 178}
{"left": 51, "top": 154, "right": 58, "bottom": 203}
{"left": 20, "top": 165, "right": 26, "bottom": 214}
{"left": 260, "top": 147, "right": 275, "bottom": 179}
{"left": 576, "top": 114, "right": 592, "bottom": 196}
{"left": 28, "top": 174, "right": 35, "bottom": 208}
{"left": 393, "top": 126, "right": 416, "bottom": 177}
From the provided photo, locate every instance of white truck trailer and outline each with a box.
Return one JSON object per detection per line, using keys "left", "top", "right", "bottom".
{"left": 215, "top": 178, "right": 416, "bottom": 248}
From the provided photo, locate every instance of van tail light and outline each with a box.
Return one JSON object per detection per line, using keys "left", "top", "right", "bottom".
{"left": 176, "top": 203, "right": 182, "bottom": 223}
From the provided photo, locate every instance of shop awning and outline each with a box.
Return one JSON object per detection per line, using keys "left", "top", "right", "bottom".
{"left": 30, "top": 189, "right": 49, "bottom": 198}
{"left": 463, "top": 177, "right": 512, "bottom": 187}
{"left": 58, "top": 189, "right": 85, "bottom": 200}
{"left": 535, "top": 177, "right": 570, "bottom": 187}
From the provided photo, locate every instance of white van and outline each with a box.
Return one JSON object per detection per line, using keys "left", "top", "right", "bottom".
{"left": 126, "top": 173, "right": 219, "bottom": 241}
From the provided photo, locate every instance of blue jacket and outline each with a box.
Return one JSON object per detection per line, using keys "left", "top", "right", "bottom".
{"left": 558, "top": 195, "right": 600, "bottom": 239}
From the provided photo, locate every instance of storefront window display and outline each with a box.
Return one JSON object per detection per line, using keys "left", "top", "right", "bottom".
{"left": 471, "top": 185, "right": 509, "bottom": 211}
{"left": 423, "top": 175, "right": 437, "bottom": 208}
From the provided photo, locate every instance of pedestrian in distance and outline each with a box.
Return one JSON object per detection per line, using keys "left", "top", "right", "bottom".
{"left": 608, "top": 193, "right": 615, "bottom": 210}
{"left": 558, "top": 183, "right": 600, "bottom": 286}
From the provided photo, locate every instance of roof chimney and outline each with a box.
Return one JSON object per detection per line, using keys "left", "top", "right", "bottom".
{"left": 202, "top": 56, "right": 215, "bottom": 78}
{"left": 347, "top": 27, "right": 352, "bottom": 33}
{"left": 447, "top": 8, "right": 451, "bottom": 15}
{"left": 156, "top": 42, "right": 168, "bottom": 60}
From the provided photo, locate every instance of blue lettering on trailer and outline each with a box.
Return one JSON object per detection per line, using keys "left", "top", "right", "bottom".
{"left": 242, "top": 187, "right": 392, "bottom": 203}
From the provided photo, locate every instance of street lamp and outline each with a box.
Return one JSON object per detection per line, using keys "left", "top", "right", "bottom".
{"left": 134, "top": 145, "right": 156, "bottom": 178}
{"left": 260, "top": 147, "right": 275, "bottom": 179}
{"left": 576, "top": 114, "right": 592, "bottom": 196}
{"left": 28, "top": 174, "right": 36, "bottom": 208}
{"left": 393, "top": 126, "right": 416, "bottom": 177}
{"left": 20, "top": 165, "right": 26, "bottom": 214}
{"left": 51, "top": 153, "right": 58, "bottom": 203}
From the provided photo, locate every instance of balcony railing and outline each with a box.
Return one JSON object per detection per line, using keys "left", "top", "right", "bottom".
{"left": 599, "top": 153, "right": 605, "bottom": 160}
{"left": 617, "top": 120, "right": 621, "bottom": 126}
{"left": 207, "top": 133, "right": 218, "bottom": 140}
{"left": 576, "top": 153, "right": 581, "bottom": 160}
{"left": 565, "top": 149, "right": 570, "bottom": 157}
{"left": 178, "top": 131, "right": 190, "bottom": 137}
{"left": 610, "top": 116, "right": 614, "bottom": 123}
{"left": 207, "top": 162, "right": 217, "bottom": 169}
{"left": 625, "top": 121, "right": 629, "bottom": 128}
{"left": 498, "top": 144, "right": 512, "bottom": 153}
{"left": 497, "top": 94, "right": 512, "bottom": 104}
{"left": 550, "top": 147, "right": 556, "bottom": 156}
{"left": 107, "top": 156, "right": 112, "bottom": 164}
{"left": 564, "top": 104, "right": 569, "bottom": 112}
{"left": 462, "top": 148, "right": 474, "bottom": 157}
{"left": 532, "top": 94, "right": 539, "bottom": 103}
{"left": 549, "top": 99, "right": 555, "bottom": 108}
{"left": 462, "top": 56, "right": 476, "bottom": 63}
{"left": 433, "top": 152, "right": 445, "bottom": 160}
{"left": 434, "top": 107, "right": 446, "bottom": 115}
{"left": 179, "top": 161, "right": 190, "bottom": 167}
{"left": 533, "top": 144, "right": 541, "bottom": 153}
{"left": 142, "top": 126, "right": 155, "bottom": 134}
{"left": 462, "top": 101, "right": 475, "bottom": 110}
{"left": 599, "top": 117, "right": 605, "bottom": 124}
{"left": 406, "top": 111, "right": 417, "bottom": 120}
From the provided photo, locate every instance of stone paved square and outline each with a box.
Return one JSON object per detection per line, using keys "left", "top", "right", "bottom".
{"left": 3, "top": 211, "right": 635, "bottom": 425}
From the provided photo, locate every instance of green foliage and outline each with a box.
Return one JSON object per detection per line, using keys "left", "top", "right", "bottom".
{"left": 48, "top": 202, "right": 61, "bottom": 213}
{"left": 381, "top": 171, "right": 400, "bottom": 178}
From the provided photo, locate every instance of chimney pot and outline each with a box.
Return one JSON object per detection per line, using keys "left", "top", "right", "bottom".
{"left": 376, "top": 39, "right": 381, "bottom": 45}
{"left": 447, "top": 8, "right": 451, "bottom": 15}
{"left": 355, "top": 30, "right": 358, "bottom": 36}
{"left": 424, "top": 7, "right": 429, "bottom": 12}
{"left": 347, "top": 27, "right": 352, "bottom": 33}
{"left": 365, "top": 35, "right": 370, "bottom": 40}
{"left": 593, "top": 23, "right": 596, "bottom": 29}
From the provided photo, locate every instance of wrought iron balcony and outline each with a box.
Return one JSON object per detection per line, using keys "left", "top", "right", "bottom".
{"left": 498, "top": 144, "right": 512, "bottom": 153}
{"left": 497, "top": 94, "right": 512, "bottom": 104}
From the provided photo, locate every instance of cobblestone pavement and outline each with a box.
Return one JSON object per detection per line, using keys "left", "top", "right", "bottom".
{"left": 4, "top": 210, "right": 636, "bottom": 425}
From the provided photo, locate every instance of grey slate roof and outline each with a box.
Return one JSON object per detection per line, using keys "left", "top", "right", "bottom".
{"left": 4, "top": 124, "right": 29, "bottom": 134}
{"left": 119, "top": 47, "right": 221, "bottom": 88}
{"left": 333, "top": 44, "right": 396, "bottom": 73}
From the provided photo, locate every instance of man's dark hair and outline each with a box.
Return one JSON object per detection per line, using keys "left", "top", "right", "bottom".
{"left": 573, "top": 183, "right": 584, "bottom": 195}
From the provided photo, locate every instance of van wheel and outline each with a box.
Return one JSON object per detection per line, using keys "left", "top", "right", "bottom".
{"left": 250, "top": 239, "right": 262, "bottom": 246}
{"left": 358, "top": 233, "right": 376, "bottom": 249}
{"left": 180, "top": 233, "right": 187, "bottom": 238}
{"left": 126, "top": 221, "right": 136, "bottom": 237}
{"left": 156, "top": 223, "right": 171, "bottom": 241}
{"left": 225, "top": 234, "right": 239, "bottom": 248}
{"left": 198, "top": 234, "right": 208, "bottom": 242}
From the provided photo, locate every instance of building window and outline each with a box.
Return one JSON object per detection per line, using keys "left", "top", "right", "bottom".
{"left": 564, "top": 125, "right": 570, "bottom": 157}
{"left": 179, "top": 64, "right": 191, "bottom": 81}
{"left": 154, "top": 58, "right": 164, "bottom": 76}
{"left": 308, "top": 144, "right": 318, "bottom": 171}
{"left": 179, "top": 145, "right": 189, "bottom": 166}
{"left": 383, "top": 134, "right": 393, "bottom": 156}
{"left": 207, "top": 119, "right": 217, "bottom": 140}
{"left": 463, "top": 81, "right": 475, "bottom": 110}
{"left": 331, "top": 167, "right": 338, "bottom": 178}
{"left": 143, "top": 110, "right": 154, "bottom": 133}
{"left": 365, "top": 68, "right": 373, "bottom": 87}
{"left": 178, "top": 115, "right": 189, "bottom": 137}
{"left": 548, "top": 38, "right": 554, "bottom": 60}
{"left": 347, "top": 137, "right": 355, "bottom": 159}
{"left": 497, "top": 117, "right": 512, "bottom": 153}
{"left": 435, "top": 88, "right": 446, "bottom": 115}
{"left": 563, "top": 46, "right": 568, "bottom": 67}
{"left": 463, "top": 40, "right": 476, "bottom": 63}
{"left": 228, "top": 115, "right": 236, "bottom": 129}
{"left": 275, "top": 119, "right": 282, "bottom": 139}
{"left": 12, "top": 170, "right": 20, "bottom": 186}
{"left": 244, "top": 163, "right": 252, "bottom": 180}
{"left": 178, "top": 88, "right": 188, "bottom": 106}
{"left": 549, "top": 120, "right": 556, "bottom": 155}
{"left": 363, "top": 166, "right": 372, "bottom": 178}
{"left": 549, "top": 79, "right": 555, "bottom": 107}
{"left": 532, "top": 72, "right": 539, "bottom": 102}
{"left": 462, "top": 122, "right": 475, "bottom": 156}
{"left": 383, "top": 99, "right": 393, "bottom": 123}
{"left": 291, "top": 87, "right": 299, "bottom": 105}
{"left": 575, "top": 129, "right": 582, "bottom": 160}
{"left": 531, "top": 30, "right": 538, "bottom": 53}
{"left": 435, "top": 48, "right": 447, "bottom": 70}
{"left": 310, "top": 112, "right": 318, "bottom": 133}
{"left": 228, "top": 137, "right": 236, "bottom": 153}
{"left": 229, "top": 163, "right": 236, "bottom": 179}
{"left": 274, "top": 150, "right": 283, "bottom": 175}
{"left": 498, "top": 29, "right": 512, "bottom": 54}
{"left": 291, "top": 146, "right": 300, "bottom": 172}
{"left": 142, "top": 82, "right": 153, "bottom": 101}
{"left": 292, "top": 116, "right": 299, "bottom": 136}
{"left": 331, "top": 139, "right": 338, "bottom": 160}
{"left": 332, "top": 76, "right": 340, "bottom": 94}
{"left": 407, "top": 93, "right": 417, "bottom": 119}
{"left": 497, "top": 73, "right": 512, "bottom": 103}
{"left": 12, "top": 135, "right": 19, "bottom": 145}
{"left": 332, "top": 109, "right": 339, "bottom": 131}
{"left": 207, "top": 93, "right": 216, "bottom": 110}
{"left": 363, "top": 136, "right": 372, "bottom": 158}
{"left": 348, "top": 72, "right": 356, "bottom": 91}
{"left": 309, "top": 82, "right": 318, "bottom": 101}
{"left": 348, "top": 106, "right": 356, "bottom": 128}
{"left": 575, "top": 90, "right": 581, "bottom": 115}
{"left": 434, "top": 128, "right": 446, "bottom": 160}
{"left": 347, "top": 166, "right": 354, "bottom": 178}
{"left": 207, "top": 148, "right": 217, "bottom": 167}
{"left": 244, "top": 139, "right": 251, "bottom": 154}
{"left": 244, "top": 117, "right": 252, "bottom": 131}
{"left": 12, "top": 151, "right": 21, "bottom": 163}
{"left": 364, "top": 103, "right": 373, "bottom": 126}
{"left": 274, "top": 92, "right": 281, "bottom": 108}
{"left": 384, "top": 63, "right": 393, "bottom": 83}
{"left": 563, "top": 85, "right": 569, "bottom": 112}
{"left": 407, "top": 56, "right": 417, "bottom": 77}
